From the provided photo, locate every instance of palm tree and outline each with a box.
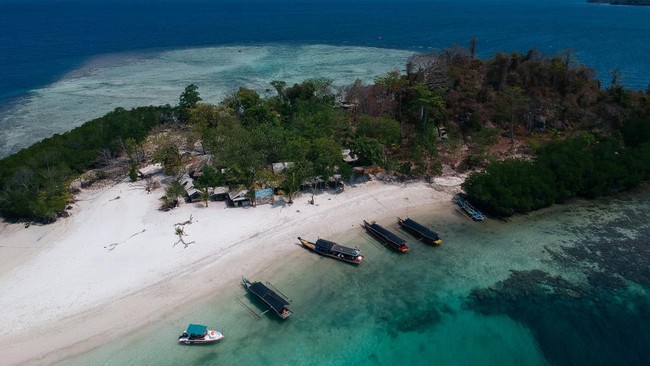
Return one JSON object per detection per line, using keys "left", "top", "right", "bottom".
{"left": 201, "top": 186, "right": 209, "bottom": 207}
{"left": 161, "top": 180, "right": 186, "bottom": 209}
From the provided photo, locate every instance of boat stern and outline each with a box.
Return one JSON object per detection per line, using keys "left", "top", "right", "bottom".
{"left": 279, "top": 308, "right": 293, "bottom": 319}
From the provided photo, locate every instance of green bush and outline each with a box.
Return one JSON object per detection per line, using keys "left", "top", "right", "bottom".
{"left": 349, "top": 137, "right": 385, "bottom": 166}
{"left": 0, "top": 105, "right": 170, "bottom": 222}
{"left": 464, "top": 128, "right": 650, "bottom": 217}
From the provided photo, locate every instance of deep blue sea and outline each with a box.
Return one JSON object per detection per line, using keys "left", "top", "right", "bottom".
{"left": 1, "top": 0, "right": 649, "bottom": 157}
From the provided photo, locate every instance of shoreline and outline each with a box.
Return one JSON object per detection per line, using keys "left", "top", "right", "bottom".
{"left": 0, "top": 174, "right": 461, "bottom": 365}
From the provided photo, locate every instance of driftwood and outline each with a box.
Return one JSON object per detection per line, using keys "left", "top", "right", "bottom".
{"left": 106, "top": 229, "right": 146, "bottom": 251}
{"left": 174, "top": 214, "right": 193, "bottom": 226}
{"left": 173, "top": 215, "right": 196, "bottom": 248}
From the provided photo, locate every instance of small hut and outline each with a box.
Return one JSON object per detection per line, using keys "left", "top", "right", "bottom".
{"left": 188, "top": 154, "right": 214, "bottom": 178}
{"left": 186, "top": 186, "right": 203, "bottom": 203}
{"left": 228, "top": 190, "right": 251, "bottom": 207}
{"left": 180, "top": 174, "right": 193, "bottom": 188}
{"left": 210, "top": 186, "right": 230, "bottom": 201}
{"left": 272, "top": 162, "right": 293, "bottom": 174}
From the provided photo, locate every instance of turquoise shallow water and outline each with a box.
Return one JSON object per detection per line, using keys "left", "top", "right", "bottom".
{"left": 63, "top": 185, "right": 650, "bottom": 365}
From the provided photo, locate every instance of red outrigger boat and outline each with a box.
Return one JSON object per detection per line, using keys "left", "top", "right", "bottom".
{"left": 363, "top": 220, "right": 409, "bottom": 252}
{"left": 398, "top": 217, "right": 442, "bottom": 245}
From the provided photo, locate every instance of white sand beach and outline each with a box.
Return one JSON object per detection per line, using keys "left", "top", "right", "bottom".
{"left": 0, "top": 168, "right": 462, "bottom": 365}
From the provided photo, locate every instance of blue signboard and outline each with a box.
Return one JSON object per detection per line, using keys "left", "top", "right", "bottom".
{"left": 255, "top": 188, "right": 274, "bottom": 198}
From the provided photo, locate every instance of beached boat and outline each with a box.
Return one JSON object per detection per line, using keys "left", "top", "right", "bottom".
{"left": 397, "top": 217, "right": 442, "bottom": 245}
{"left": 452, "top": 195, "right": 485, "bottom": 221}
{"left": 297, "top": 237, "right": 364, "bottom": 264}
{"left": 362, "top": 220, "right": 409, "bottom": 252}
{"left": 242, "top": 276, "right": 293, "bottom": 319}
{"left": 178, "top": 324, "right": 224, "bottom": 345}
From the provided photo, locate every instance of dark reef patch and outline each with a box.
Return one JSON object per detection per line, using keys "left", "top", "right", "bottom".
{"left": 466, "top": 194, "right": 650, "bottom": 366}
{"left": 394, "top": 306, "right": 442, "bottom": 334}
{"left": 467, "top": 270, "right": 650, "bottom": 365}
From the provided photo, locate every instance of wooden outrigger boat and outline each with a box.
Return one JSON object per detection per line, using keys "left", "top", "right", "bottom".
{"left": 241, "top": 276, "right": 293, "bottom": 319}
{"left": 453, "top": 195, "right": 485, "bottom": 221}
{"left": 397, "top": 217, "right": 442, "bottom": 245}
{"left": 362, "top": 220, "right": 409, "bottom": 252}
{"left": 178, "top": 323, "right": 224, "bottom": 345}
{"left": 298, "top": 237, "right": 364, "bottom": 264}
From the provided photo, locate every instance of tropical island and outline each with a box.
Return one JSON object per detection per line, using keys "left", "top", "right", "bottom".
{"left": 1, "top": 42, "right": 648, "bottom": 223}
{"left": 0, "top": 42, "right": 649, "bottom": 364}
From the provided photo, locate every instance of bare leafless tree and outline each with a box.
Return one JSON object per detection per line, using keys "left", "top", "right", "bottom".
{"left": 407, "top": 52, "right": 452, "bottom": 89}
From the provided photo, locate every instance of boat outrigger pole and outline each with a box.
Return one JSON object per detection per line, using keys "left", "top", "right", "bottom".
{"left": 236, "top": 297, "right": 262, "bottom": 318}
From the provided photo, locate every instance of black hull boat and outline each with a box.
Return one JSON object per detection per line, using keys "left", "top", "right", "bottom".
{"left": 242, "top": 276, "right": 292, "bottom": 319}
{"left": 362, "top": 220, "right": 409, "bottom": 252}
{"left": 397, "top": 217, "right": 442, "bottom": 245}
{"left": 298, "top": 237, "right": 364, "bottom": 264}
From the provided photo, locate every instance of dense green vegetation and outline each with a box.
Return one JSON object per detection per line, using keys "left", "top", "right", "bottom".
{"left": 463, "top": 126, "right": 650, "bottom": 216}
{"left": 0, "top": 106, "right": 172, "bottom": 222}
{"left": 1, "top": 43, "right": 649, "bottom": 222}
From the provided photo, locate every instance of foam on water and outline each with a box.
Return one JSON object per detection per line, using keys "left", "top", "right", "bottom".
{"left": 0, "top": 44, "right": 413, "bottom": 158}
